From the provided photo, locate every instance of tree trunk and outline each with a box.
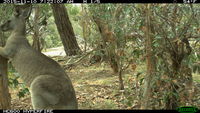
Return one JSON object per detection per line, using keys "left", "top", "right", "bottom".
{"left": 165, "top": 60, "right": 179, "bottom": 109}
{"left": 118, "top": 68, "right": 124, "bottom": 90}
{"left": 93, "top": 17, "right": 119, "bottom": 73}
{"left": 141, "top": 4, "right": 156, "bottom": 109}
{"left": 51, "top": 4, "right": 81, "bottom": 56}
{"left": 32, "top": 5, "right": 41, "bottom": 52}
{"left": 81, "top": 5, "right": 87, "bottom": 53}
{"left": 82, "top": 22, "right": 87, "bottom": 53}
{"left": 0, "top": 32, "right": 11, "bottom": 109}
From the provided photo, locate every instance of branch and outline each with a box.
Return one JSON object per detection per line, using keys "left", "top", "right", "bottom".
{"left": 177, "top": 5, "right": 195, "bottom": 39}
{"left": 154, "top": 9, "right": 172, "bottom": 27}
{"left": 65, "top": 47, "right": 100, "bottom": 66}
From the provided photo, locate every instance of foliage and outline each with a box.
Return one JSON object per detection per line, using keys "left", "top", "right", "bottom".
{"left": 0, "top": 4, "right": 200, "bottom": 109}
{"left": 8, "top": 64, "right": 30, "bottom": 99}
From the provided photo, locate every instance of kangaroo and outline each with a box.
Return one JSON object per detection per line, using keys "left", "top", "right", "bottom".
{"left": 0, "top": 5, "right": 78, "bottom": 109}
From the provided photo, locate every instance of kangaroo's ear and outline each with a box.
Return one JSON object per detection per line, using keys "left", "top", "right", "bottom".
{"left": 13, "top": 4, "right": 32, "bottom": 19}
{"left": 21, "top": 4, "right": 32, "bottom": 19}
{"left": 13, "top": 5, "right": 21, "bottom": 17}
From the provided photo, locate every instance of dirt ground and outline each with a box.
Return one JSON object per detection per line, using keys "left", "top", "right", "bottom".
{"left": 10, "top": 63, "right": 137, "bottom": 109}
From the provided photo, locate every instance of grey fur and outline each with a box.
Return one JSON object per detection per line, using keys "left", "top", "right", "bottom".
{"left": 0, "top": 5, "right": 78, "bottom": 109}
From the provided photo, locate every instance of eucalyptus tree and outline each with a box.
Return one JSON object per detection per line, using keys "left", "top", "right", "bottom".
{"left": 148, "top": 4, "right": 199, "bottom": 109}
{"left": 51, "top": 4, "right": 81, "bottom": 56}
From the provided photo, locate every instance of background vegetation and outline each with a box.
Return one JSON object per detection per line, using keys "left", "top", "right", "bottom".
{"left": 0, "top": 4, "right": 200, "bottom": 109}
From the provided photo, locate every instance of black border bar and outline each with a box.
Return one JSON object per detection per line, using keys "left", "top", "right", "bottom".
{"left": 1, "top": 0, "right": 200, "bottom": 3}
{"left": 1, "top": 110, "right": 181, "bottom": 113}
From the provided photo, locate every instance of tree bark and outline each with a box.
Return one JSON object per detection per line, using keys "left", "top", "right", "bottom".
{"left": 81, "top": 5, "right": 87, "bottom": 53}
{"left": 118, "top": 68, "right": 124, "bottom": 90}
{"left": 93, "top": 17, "right": 119, "bottom": 73}
{"left": 51, "top": 4, "right": 81, "bottom": 56}
{"left": 0, "top": 32, "right": 11, "bottom": 109}
{"left": 32, "top": 5, "right": 41, "bottom": 52}
{"left": 141, "top": 4, "right": 156, "bottom": 109}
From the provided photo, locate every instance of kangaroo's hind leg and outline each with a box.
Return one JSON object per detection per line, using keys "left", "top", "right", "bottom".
{"left": 30, "top": 75, "right": 77, "bottom": 109}
{"left": 30, "top": 75, "right": 60, "bottom": 109}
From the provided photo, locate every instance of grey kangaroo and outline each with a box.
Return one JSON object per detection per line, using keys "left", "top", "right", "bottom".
{"left": 0, "top": 5, "right": 78, "bottom": 109}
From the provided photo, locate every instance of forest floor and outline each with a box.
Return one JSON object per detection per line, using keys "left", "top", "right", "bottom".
{"left": 8, "top": 47, "right": 200, "bottom": 110}
{"left": 10, "top": 62, "right": 143, "bottom": 109}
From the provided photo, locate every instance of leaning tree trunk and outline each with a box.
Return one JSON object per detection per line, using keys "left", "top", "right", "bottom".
{"left": 0, "top": 32, "right": 11, "bottom": 109}
{"left": 32, "top": 5, "right": 41, "bottom": 52}
{"left": 141, "top": 4, "right": 156, "bottom": 109}
{"left": 93, "top": 17, "right": 119, "bottom": 73}
{"left": 51, "top": 4, "right": 81, "bottom": 56}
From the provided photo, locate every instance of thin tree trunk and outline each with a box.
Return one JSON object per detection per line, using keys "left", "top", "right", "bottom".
{"left": 141, "top": 4, "right": 156, "bottom": 109}
{"left": 81, "top": 5, "right": 87, "bottom": 53}
{"left": 118, "top": 67, "right": 124, "bottom": 90}
{"left": 32, "top": 5, "right": 41, "bottom": 52}
{"left": 0, "top": 32, "right": 11, "bottom": 109}
{"left": 82, "top": 24, "right": 87, "bottom": 52}
{"left": 51, "top": 4, "right": 81, "bottom": 56}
